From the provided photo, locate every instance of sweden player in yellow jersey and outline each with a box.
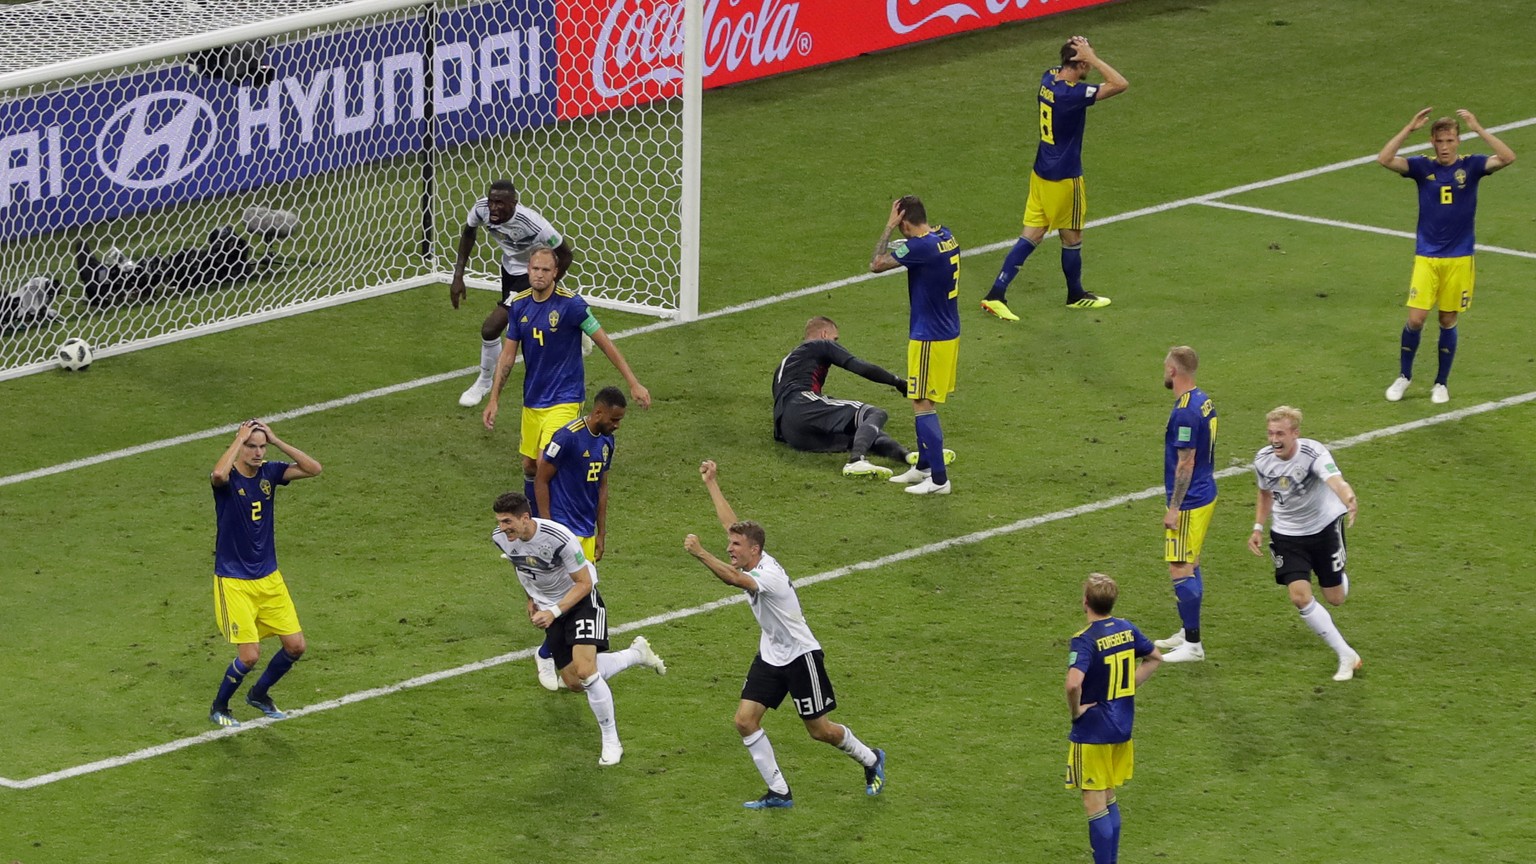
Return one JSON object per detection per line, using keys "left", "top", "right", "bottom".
{"left": 483, "top": 247, "right": 651, "bottom": 512}
{"left": 1378, "top": 108, "right": 1516, "bottom": 404}
{"left": 870, "top": 196, "right": 960, "bottom": 495}
{"left": 1156, "top": 347, "right": 1218, "bottom": 664}
{"left": 982, "top": 36, "right": 1127, "bottom": 321}
{"left": 208, "top": 419, "right": 323, "bottom": 727}
{"left": 1065, "top": 574, "right": 1162, "bottom": 864}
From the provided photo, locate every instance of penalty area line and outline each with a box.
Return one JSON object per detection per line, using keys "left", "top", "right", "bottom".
{"left": 5, "top": 389, "right": 1533, "bottom": 790}
{"left": 1198, "top": 201, "right": 1536, "bottom": 261}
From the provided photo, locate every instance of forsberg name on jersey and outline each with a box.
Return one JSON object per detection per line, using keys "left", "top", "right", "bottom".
{"left": 1095, "top": 629, "right": 1136, "bottom": 651}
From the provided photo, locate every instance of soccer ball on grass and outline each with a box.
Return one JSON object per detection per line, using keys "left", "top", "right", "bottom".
{"left": 57, "top": 337, "right": 94, "bottom": 371}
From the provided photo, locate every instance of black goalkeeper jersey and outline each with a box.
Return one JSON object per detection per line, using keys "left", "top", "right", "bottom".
{"left": 772, "top": 339, "right": 902, "bottom": 441}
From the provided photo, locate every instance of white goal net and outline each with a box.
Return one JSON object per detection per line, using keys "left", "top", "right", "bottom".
{"left": 0, "top": 0, "right": 700, "bottom": 380}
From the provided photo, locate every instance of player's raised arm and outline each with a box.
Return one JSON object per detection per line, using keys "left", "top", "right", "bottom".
{"left": 698, "top": 460, "right": 739, "bottom": 532}
{"left": 683, "top": 533, "right": 759, "bottom": 592}
{"left": 449, "top": 224, "right": 477, "bottom": 309}
{"left": 1378, "top": 107, "right": 1432, "bottom": 174}
{"left": 1070, "top": 36, "right": 1127, "bottom": 101}
{"left": 256, "top": 422, "right": 323, "bottom": 480}
{"left": 1458, "top": 110, "right": 1517, "bottom": 172}
{"left": 211, "top": 420, "right": 256, "bottom": 486}
{"left": 870, "top": 199, "right": 905, "bottom": 272}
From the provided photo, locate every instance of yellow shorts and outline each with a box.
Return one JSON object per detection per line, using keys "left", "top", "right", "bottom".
{"left": 214, "top": 570, "right": 302, "bottom": 644}
{"left": 907, "top": 338, "right": 959, "bottom": 403}
{"left": 576, "top": 535, "right": 597, "bottom": 562}
{"left": 520, "top": 403, "right": 582, "bottom": 461}
{"left": 1408, "top": 255, "right": 1475, "bottom": 313}
{"left": 1165, "top": 499, "right": 1217, "bottom": 563}
{"left": 1024, "top": 172, "right": 1087, "bottom": 231}
{"left": 1065, "top": 740, "right": 1134, "bottom": 791}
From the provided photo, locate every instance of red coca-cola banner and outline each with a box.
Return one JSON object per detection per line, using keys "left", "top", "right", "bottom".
{"left": 557, "top": 0, "right": 1125, "bottom": 119}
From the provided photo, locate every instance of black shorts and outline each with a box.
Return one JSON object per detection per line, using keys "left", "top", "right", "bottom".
{"left": 779, "top": 399, "right": 865, "bottom": 453}
{"left": 550, "top": 586, "right": 609, "bottom": 670}
{"left": 498, "top": 271, "right": 531, "bottom": 305}
{"left": 1269, "top": 517, "right": 1348, "bottom": 588}
{"left": 740, "top": 650, "right": 837, "bottom": 719}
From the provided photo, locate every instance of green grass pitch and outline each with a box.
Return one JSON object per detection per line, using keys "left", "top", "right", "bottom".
{"left": 2, "top": 0, "right": 1535, "bottom": 861}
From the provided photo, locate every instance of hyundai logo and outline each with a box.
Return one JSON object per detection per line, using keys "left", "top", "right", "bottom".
{"left": 95, "top": 91, "right": 218, "bottom": 189}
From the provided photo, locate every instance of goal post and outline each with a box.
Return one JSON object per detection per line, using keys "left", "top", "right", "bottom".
{"left": 0, "top": 0, "right": 702, "bottom": 381}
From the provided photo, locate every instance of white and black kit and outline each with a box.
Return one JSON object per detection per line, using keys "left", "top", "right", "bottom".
{"left": 492, "top": 517, "right": 609, "bottom": 668}
{"left": 1253, "top": 438, "right": 1349, "bottom": 588}
{"left": 736, "top": 552, "right": 836, "bottom": 718}
{"left": 464, "top": 199, "right": 562, "bottom": 302}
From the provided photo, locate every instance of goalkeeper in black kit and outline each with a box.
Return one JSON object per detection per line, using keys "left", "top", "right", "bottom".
{"left": 773, "top": 316, "right": 918, "bottom": 480}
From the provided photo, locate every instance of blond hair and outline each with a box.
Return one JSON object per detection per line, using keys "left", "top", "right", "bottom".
{"left": 804, "top": 316, "right": 838, "bottom": 339}
{"left": 1266, "top": 405, "right": 1303, "bottom": 430}
{"left": 1165, "top": 345, "right": 1199, "bottom": 375}
{"left": 1084, "top": 573, "right": 1119, "bottom": 616}
{"left": 1430, "top": 116, "right": 1461, "bottom": 138}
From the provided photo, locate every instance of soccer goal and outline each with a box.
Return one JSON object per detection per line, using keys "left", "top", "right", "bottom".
{"left": 0, "top": 0, "right": 702, "bottom": 380}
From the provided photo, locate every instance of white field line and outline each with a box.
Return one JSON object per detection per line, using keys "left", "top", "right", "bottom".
{"left": 3, "top": 389, "right": 1532, "bottom": 790}
{"left": 6, "top": 113, "right": 1533, "bottom": 489}
{"left": 1198, "top": 200, "right": 1536, "bottom": 261}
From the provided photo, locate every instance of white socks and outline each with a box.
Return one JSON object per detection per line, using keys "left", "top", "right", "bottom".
{"left": 584, "top": 675, "right": 619, "bottom": 745}
{"left": 836, "top": 724, "right": 877, "bottom": 767}
{"left": 477, "top": 338, "right": 500, "bottom": 384}
{"left": 1299, "top": 600, "right": 1353, "bottom": 657}
{"left": 742, "top": 729, "right": 789, "bottom": 794}
{"left": 596, "top": 647, "right": 641, "bottom": 680}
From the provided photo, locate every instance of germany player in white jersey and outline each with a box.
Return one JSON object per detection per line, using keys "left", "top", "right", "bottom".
{"left": 450, "top": 179, "right": 573, "bottom": 407}
{"left": 683, "top": 460, "right": 886, "bottom": 809}
{"left": 491, "top": 491, "right": 665, "bottom": 765}
{"left": 1248, "top": 407, "right": 1362, "bottom": 682}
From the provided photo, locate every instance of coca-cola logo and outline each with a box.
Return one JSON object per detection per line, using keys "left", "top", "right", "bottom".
{"left": 592, "top": 0, "right": 812, "bottom": 97}
{"left": 886, "top": 0, "right": 1032, "bottom": 35}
